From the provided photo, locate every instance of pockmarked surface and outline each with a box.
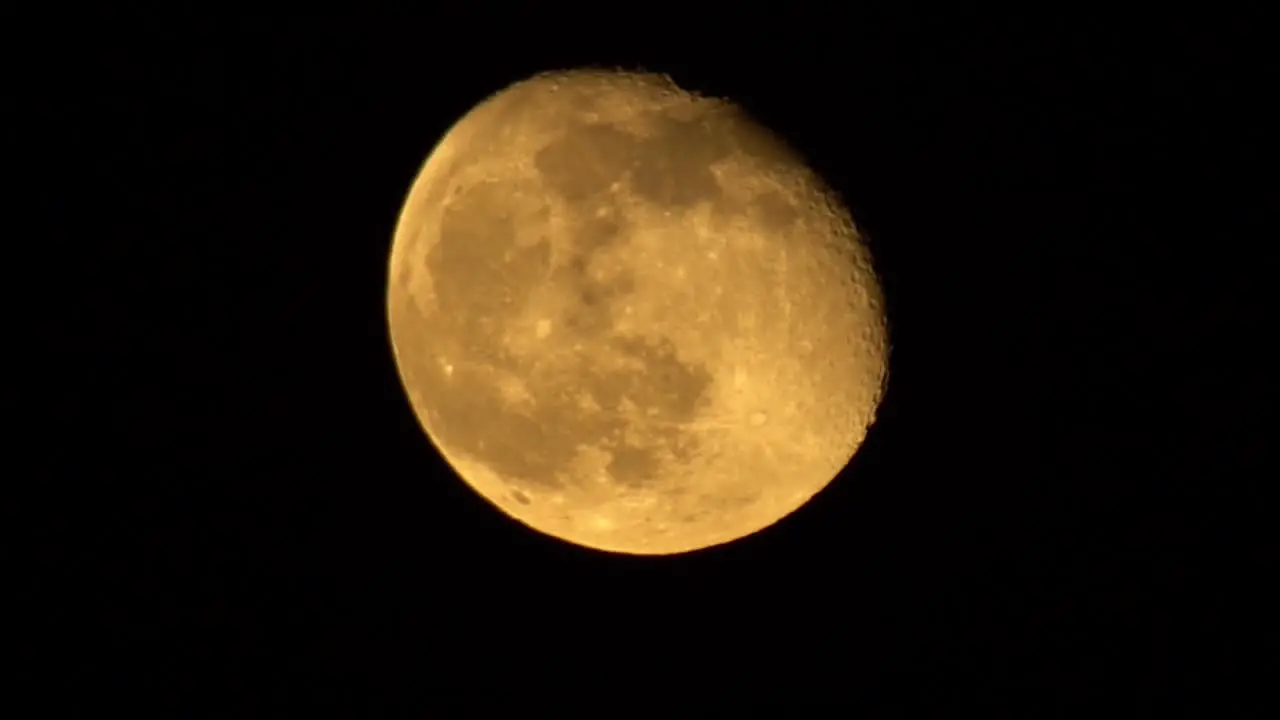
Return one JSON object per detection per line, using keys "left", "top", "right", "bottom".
{"left": 388, "top": 70, "right": 888, "bottom": 554}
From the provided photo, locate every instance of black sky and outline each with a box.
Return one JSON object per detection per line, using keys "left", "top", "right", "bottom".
{"left": 44, "top": 7, "right": 1270, "bottom": 713}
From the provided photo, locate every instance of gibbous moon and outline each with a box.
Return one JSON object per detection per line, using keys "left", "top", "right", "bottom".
{"left": 387, "top": 69, "right": 888, "bottom": 555}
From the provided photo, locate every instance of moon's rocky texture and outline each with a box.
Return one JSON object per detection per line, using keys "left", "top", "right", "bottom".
{"left": 387, "top": 69, "right": 888, "bottom": 555}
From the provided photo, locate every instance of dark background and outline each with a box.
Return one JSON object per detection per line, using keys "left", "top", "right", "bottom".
{"left": 42, "top": 7, "right": 1270, "bottom": 713}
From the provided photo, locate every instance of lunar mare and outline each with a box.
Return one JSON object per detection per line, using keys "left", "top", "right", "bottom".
{"left": 387, "top": 69, "right": 888, "bottom": 555}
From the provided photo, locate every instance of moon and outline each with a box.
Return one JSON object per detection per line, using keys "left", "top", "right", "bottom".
{"left": 387, "top": 69, "right": 888, "bottom": 555}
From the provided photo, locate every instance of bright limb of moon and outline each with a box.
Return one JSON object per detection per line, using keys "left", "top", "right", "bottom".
{"left": 387, "top": 68, "right": 889, "bottom": 555}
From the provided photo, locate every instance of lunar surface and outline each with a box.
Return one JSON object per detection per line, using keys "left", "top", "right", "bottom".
{"left": 387, "top": 69, "right": 888, "bottom": 555}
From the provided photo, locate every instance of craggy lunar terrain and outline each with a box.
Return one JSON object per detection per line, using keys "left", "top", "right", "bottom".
{"left": 387, "top": 69, "right": 888, "bottom": 555}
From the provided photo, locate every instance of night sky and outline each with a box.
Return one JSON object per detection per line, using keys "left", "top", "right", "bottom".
{"left": 44, "top": 7, "right": 1268, "bottom": 713}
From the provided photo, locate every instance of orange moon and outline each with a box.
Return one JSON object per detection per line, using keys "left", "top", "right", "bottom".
{"left": 387, "top": 69, "right": 888, "bottom": 555}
